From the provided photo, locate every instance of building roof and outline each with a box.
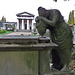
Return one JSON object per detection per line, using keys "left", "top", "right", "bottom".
{"left": 3, "top": 22, "right": 17, "bottom": 24}
{"left": 16, "top": 12, "right": 35, "bottom": 17}
{"left": 3, "top": 22, "right": 17, "bottom": 25}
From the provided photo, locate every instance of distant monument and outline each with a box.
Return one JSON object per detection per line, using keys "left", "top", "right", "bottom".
{"left": 35, "top": 7, "right": 73, "bottom": 71}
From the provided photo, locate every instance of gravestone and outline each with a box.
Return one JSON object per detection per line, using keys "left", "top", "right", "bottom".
{"left": 0, "top": 35, "right": 57, "bottom": 75}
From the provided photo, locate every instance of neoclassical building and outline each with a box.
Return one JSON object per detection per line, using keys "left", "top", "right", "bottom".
{"left": 16, "top": 12, "right": 35, "bottom": 31}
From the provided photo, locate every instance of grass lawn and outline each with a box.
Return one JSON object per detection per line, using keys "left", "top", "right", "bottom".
{"left": 0, "top": 31, "right": 14, "bottom": 35}
{"left": 32, "top": 33, "right": 39, "bottom": 37}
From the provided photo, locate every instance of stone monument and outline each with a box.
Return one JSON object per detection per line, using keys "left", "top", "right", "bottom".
{"left": 0, "top": 35, "right": 58, "bottom": 75}
{"left": 35, "top": 7, "right": 73, "bottom": 75}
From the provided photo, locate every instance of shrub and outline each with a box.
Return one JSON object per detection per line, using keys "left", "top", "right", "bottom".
{"left": 3, "top": 30, "right": 6, "bottom": 33}
{"left": 0, "top": 29, "right": 6, "bottom": 33}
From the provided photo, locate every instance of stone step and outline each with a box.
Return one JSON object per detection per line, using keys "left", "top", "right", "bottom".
{"left": 17, "top": 30, "right": 32, "bottom": 32}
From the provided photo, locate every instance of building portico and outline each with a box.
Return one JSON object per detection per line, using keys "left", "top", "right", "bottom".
{"left": 16, "top": 12, "right": 34, "bottom": 31}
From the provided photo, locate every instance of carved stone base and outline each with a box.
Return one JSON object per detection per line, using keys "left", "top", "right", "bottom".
{"left": 49, "top": 71, "right": 74, "bottom": 75}
{"left": 42, "top": 71, "right": 74, "bottom": 75}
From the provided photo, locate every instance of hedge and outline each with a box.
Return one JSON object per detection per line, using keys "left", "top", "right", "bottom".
{"left": 0, "top": 29, "right": 6, "bottom": 33}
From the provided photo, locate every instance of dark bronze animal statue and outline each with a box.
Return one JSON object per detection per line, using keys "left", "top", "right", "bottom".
{"left": 35, "top": 7, "right": 73, "bottom": 71}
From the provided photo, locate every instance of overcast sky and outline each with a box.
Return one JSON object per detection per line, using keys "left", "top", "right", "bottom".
{"left": 0, "top": 0, "right": 75, "bottom": 22}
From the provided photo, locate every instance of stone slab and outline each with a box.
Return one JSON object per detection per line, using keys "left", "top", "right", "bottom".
{"left": 0, "top": 43, "right": 57, "bottom": 51}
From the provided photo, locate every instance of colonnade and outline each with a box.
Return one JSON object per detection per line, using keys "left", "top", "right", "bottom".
{"left": 17, "top": 19, "right": 34, "bottom": 31}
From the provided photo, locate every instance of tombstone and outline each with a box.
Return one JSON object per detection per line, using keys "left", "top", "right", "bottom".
{"left": 0, "top": 35, "right": 57, "bottom": 75}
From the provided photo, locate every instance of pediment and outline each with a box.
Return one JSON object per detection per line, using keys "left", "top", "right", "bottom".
{"left": 16, "top": 12, "right": 34, "bottom": 17}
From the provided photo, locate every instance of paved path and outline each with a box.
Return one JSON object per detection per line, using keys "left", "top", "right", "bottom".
{"left": 4, "top": 32, "right": 32, "bottom": 35}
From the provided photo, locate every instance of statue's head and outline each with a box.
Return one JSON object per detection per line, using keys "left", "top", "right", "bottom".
{"left": 35, "top": 16, "right": 47, "bottom": 36}
{"left": 38, "top": 7, "right": 47, "bottom": 17}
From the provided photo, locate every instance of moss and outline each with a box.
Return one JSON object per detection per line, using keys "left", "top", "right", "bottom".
{"left": 25, "top": 51, "right": 38, "bottom": 73}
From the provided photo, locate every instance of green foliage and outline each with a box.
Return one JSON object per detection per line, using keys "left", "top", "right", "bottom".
{"left": 67, "top": 12, "right": 71, "bottom": 25}
{"left": 0, "top": 29, "right": 6, "bottom": 33}
{"left": 0, "top": 30, "right": 13, "bottom": 35}
{"left": 32, "top": 33, "right": 38, "bottom": 37}
{"left": 74, "top": 18, "right": 75, "bottom": 24}
{"left": 1, "top": 16, "right": 6, "bottom": 22}
{"left": 33, "top": 28, "right": 36, "bottom": 32}
{"left": 71, "top": 10, "right": 74, "bottom": 25}
{"left": 67, "top": 10, "right": 74, "bottom": 25}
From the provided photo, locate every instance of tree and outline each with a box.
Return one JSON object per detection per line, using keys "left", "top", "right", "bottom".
{"left": 71, "top": 10, "right": 74, "bottom": 25}
{"left": 67, "top": 10, "right": 74, "bottom": 25}
{"left": 1, "top": 16, "right": 6, "bottom": 22}
{"left": 67, "top": 12, "right": 72, "bottom": 25}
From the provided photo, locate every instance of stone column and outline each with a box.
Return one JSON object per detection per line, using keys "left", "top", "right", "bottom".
{"left": 32, "top": 20, "right": 34, "bottom": 30}
{"left": 17, "top": 19, "right": 19, "bottom": 30}
{"left": 22, "top": 19, "right": 24, "bottom": 30}
{"left": 27, "top": 20, "right": 29, "bottom": 30}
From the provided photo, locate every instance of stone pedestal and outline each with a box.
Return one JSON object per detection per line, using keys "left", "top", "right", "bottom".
{"left": 0, "top": 36, "right": 57, "bottom": 75}
{"left": 0, "top": 36, "right": 73, "bottom": 75}
{"left": 51, "top": 71, "right": 74, "bottom": 75}
{"left": 39, "top": 50, "right": 51, "bottom": 75}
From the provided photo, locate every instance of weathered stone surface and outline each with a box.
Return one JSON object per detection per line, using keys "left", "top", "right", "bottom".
{"left": 0, "top": 36, "right": 57, "bottom": 75}
{"left": 35, "top": 7, "right": 73, "bottom": 71}
{"left": 0, "top": 35, "right": 38, "bottom": 44}
{"left": 0, "top": 51, "right": 38, "bottom": 75}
